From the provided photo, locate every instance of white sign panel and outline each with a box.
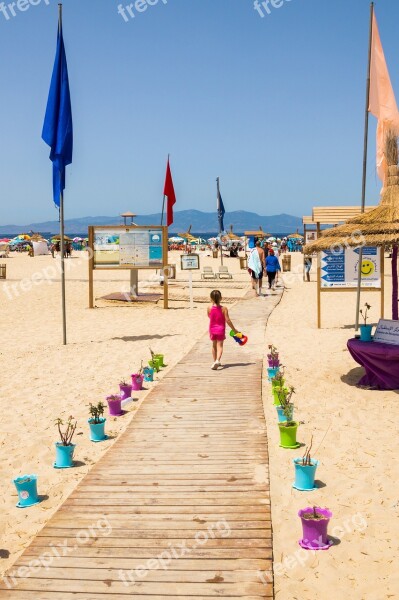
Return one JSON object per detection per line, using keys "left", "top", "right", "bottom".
{"left": 181, "top": 254, "right": 200, "bottom": 270}
{"left": 373, "top": 319, "right": 399, "bottom": 345}
{"left": 321, "top": 246, "right": 381, "bottom": 289}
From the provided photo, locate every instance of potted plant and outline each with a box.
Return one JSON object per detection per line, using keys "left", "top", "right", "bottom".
{"left": 149, "top": 348, "right": 162, "bottom": 371}
{"left": 119, "top": 379, "right": 132, "bottom": 400}
{"left": 267, "top": 344, "right": 280, "bottom": 368}
{"left": 293, "top": 436, "right": 319, "bottom": 491}
{"left": 143, "top": 366, "right": 154, "bottom": 382}
{"left": 272, "top": 369, "right": 286, "bottom": 405}
{"left": 106, "top": 394, "right": 123, "bottom": 417}
{"left": 131, "top": 361, "right": 144, "bottom": 391}
{"left": 359, "top": 302, "right": 373, "bottom": 341}
{"left": 13, "top": 474, "right": 40, "bottom": 508}
{"left": 298, "top": 506, "right": 333, "bottom": 550}
{"left": 54, "top": 416, "right": 77, "bottom": 468}
{"left": 278, "top": 387, "right": 300, "bottom": 449}
{"left": 88, "top": 401, "right": 107, "bottom": 442}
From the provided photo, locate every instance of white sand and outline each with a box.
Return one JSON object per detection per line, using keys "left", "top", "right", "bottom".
{"left": 0, "top": 249, "right": 249, "bottom": 575}
{"left": 264, "top": 252, "right": 399, "bottom": 600}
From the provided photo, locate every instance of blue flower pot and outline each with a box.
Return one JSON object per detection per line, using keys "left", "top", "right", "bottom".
{"left": 143, "top": 367, "right": 154, "bottom": 382}
{"left": 54, "top": 443, "right": 75, "bottom": 468}
{"left": 88, "top": 418, "right": 106, "bottom": 442}
{"left": 276, "top": 405, "right": 294, "bottom": 423}
{"left": 293, "top": 458, "right": 319, "bottom": 491}
{"left": 13, "top": 474, "right": 40, "bottom": 508}
{"left": 359, "top": 324, "right": 372, "bottom": 342}
{"left": 267, "top": 367, "right": 279, "bottom": 381}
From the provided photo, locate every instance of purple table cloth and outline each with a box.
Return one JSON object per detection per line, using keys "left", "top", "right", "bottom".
{"left": 347, "top": 338, "right": 399, "bottom": 390}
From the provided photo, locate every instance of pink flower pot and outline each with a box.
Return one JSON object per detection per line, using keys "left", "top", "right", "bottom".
{"left": 106, "top": 395, "right": 123, "bottom": 417}
{"left": 131, "top": 374, "right": 143, "bottom": 391}
{"left": 119, "top": 384, "right": 132, "bottom": 400}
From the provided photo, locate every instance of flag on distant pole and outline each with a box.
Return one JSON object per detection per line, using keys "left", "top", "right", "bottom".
{"left": 369, "top": 10, "right": 399, "bottom": 184}
{"left": 163, "top": 157, "right": 176, "bottom": 227}
{"left": 216, "top": 177, "right": 225, "bottom": 234}
{"left": 42, "top": 8, "right": 73, "bottom": 207}
{"left": 42, "top": 4, "right": 73, "bottom": 346}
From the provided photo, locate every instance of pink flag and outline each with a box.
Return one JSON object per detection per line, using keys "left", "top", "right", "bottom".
{"left": 369, "top": 12, "right": 399, "bottom": 183}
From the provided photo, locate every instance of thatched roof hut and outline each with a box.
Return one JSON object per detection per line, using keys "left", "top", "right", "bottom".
{"left": 304, "top": 129, "right": 399, "bottom": 319}
{"left": 177, "top": 225, "right": 196, "bottom": 242}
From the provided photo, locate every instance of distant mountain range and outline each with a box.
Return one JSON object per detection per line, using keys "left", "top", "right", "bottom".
{"left": 0, "top": 210, "right": 302, "bottom": 235}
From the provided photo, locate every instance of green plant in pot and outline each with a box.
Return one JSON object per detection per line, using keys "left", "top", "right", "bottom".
{"left": 277, "top": 386, "right": 300, "bottom": 449}
{"left": 88, "top": 401, "right": 106, "bottom": 442}
{"left": 149, "top": 348, "right": 161, "bottom": 372}
{"left": 359, "top": 302, "right": 373, "bottom": 342}
{"left": 54, "top": 416, "right": 77, "bottom": 468}
{"left": 272, "top": 368, "right": 285, "bottom": 405}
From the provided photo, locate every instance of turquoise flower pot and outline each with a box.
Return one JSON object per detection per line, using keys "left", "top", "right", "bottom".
{"left": 88, "top": 418, "right": 106, "bottom": 442}
{"left": 359, "top": 324, "right": 372, "bottom": 341}
{"left": 13, "top": 474, "right": 40, "bottom": 508}
{"left": 276, "top": 405, "right": 294, "bottom": 423}
{"left": 293, "top": 458, "right": 319, "bottom": 491}
{"left": 54, "top": 443, "right": 75, "bottom": 468}
{"left": 267, "top": 367, "right": 279, "bottom": 381}
{"left": 143, "top": 367, "right": 154, "bottom": 382}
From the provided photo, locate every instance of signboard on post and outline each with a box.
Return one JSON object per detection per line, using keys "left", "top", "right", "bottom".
{"left": 321, "top": 247, "right": 381, "bottom": 288}
{"left": 88, "top": 225, "right": 168, "bottom": 309}
{"left": 180, "top": 253, "right": 200, "bottom": 309}
{"left": 317, "top": 246, "right": 384, "bottom": 328}
{"left": 180, "top": 254, "right": 200, "bottom": 270}
{"left": 373, "top": 319, "right": 399, "bottom": 345}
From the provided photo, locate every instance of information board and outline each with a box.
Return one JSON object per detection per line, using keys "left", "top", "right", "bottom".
{"left": 321, "top": 247, "right": 381, "bottom": 289}
{"left": 181, "top": 254, "right": 200, "bottom": 270}
{"left": 373, "top": 319, "right": 399, "bottom": 345}
{"left": 93, "top": 227, "right": 163, "bottom": 268}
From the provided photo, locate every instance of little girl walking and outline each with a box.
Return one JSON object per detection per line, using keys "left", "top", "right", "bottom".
{"left": 207, "top": 290, "right": 238, "bottom": 370}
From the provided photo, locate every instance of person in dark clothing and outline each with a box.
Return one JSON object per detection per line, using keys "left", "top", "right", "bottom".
{"left": 265, "top": 249, "right": 281, "bottom": 290}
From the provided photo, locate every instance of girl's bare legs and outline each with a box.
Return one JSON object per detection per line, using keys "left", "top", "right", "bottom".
{"left": 216, "top": 340, "right": 224, "bottom": 363}
{"left": 212, "top": 340, "right": 217, "bottom": 362}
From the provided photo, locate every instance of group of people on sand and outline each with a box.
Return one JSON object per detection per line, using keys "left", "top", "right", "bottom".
{"left": 247, "top": 241, "right": 281, "bottom": 296}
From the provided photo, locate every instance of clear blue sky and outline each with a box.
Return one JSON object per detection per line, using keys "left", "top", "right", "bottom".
{"left": 1, "top": 0, "right": 399, "bottom": 225}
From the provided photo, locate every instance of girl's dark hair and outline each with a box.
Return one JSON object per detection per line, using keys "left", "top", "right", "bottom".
{"left": 210, "top": 290, "right": 222, "bottom": 305}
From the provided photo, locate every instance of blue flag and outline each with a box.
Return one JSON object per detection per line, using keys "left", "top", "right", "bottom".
{"left": 217, "top": 187, "right": 225, "bottom": 233}
{"left": 42, "top": 20, "right": 73, "bottom": 208}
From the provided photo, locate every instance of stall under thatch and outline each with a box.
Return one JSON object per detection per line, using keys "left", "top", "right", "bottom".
{"left": 305, "top": 129, "right": 399, "bottom": 319}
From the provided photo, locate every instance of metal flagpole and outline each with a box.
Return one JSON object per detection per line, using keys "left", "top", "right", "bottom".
{"left": 161, "top": 154, "right": 169, "bottom": 226}
{"left": 355, "top": 1, "right": 374, "bottom": 331}
{"left": 58, "top": 3, "right": 67, "bottom": 346}
{"left": 216, "top": 177, "right": 223, "bottom": 266}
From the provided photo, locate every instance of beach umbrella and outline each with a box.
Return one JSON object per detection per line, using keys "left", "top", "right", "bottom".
{"left": 51, "top": 234, "right": 72, "bottom": 242}
{"left": 0, "top": 238, "right": 10, "bottom": 243}
{"left": 169, "top": 236, "right": 184, "bottom": 243}
{"left": 305, "top": 129, "right": 399, "bottom": 319}
{"left": 73, "top": 237, "right": 82, "bottom": 242}
{"left": 177, "top": 225, "right": 196, "bottom": 242}
{"left": 288, "top": 232, "right": 303, "bottom": 239}
{"left": 227, "top": 225, "right": 241, "bottom": 241}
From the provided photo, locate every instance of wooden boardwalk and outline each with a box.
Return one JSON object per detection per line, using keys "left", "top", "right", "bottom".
{"left": 0, "top": 293, "right": 281, "bottom": 599}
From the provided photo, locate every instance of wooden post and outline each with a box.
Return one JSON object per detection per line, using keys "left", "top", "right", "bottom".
{"left": 381, "top": 246, "right": 385, "bottom": 319}
{"left": 163, "top": 226, "right": 169, "bottom": 309}
{"left": 317, "top": 251, "right": 321, "bottom": 329}
{"left": 88, "top": 226, "right": 94, "bottom": 309}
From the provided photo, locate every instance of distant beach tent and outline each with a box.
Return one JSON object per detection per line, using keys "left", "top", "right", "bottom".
{"left": 244, "top": 227, "right": 270, "bottom": 249}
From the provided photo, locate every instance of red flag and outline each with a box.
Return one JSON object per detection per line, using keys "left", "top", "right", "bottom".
{"left": 163, "top": 158, "right": 176, "bottom": 227}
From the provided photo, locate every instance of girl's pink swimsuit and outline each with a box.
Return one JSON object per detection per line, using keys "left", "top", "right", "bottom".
{"left": 209, "top": 305, "right": 226, "bottom": 341}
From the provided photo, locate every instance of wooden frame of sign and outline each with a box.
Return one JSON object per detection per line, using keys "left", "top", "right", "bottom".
{"left": 88, "top": 225, "right": 169, "bottom": 309}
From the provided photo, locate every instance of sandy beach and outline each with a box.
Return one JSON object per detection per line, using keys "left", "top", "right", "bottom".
{"left": 0, "top": 249, "right": 249, "bottom": 576}
{"left": 1, "top": 249, "right": 398, "bottom": 599}
{"left": 265, "top": 252, "right": 399, "bottom": 599}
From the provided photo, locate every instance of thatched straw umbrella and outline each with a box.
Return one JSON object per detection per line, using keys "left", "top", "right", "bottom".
{"left": 177, "top": 225, "right": 196, "bottom": 242}
{"left": 305, "top": 129, "right": 399, "bottom": 319}
{"left": 227, "top": 224, "right": 241, "bottom": 241}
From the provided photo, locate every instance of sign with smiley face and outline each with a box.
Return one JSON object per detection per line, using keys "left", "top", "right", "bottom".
{"left": 321, "top": 247, "right": 381, "bottom": 288}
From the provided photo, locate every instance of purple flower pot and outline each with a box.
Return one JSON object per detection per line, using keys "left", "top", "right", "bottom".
{"left": 119, "top": 384, "right": 132, "bottom": 400}
{"left": 106, "top": 395, "right": 123, "bottom": 417}
{"left": 267, "top": 359, "right": 280, "bottom": 368}
{"left": 298, "top": 507, "right": 333, "bottom": 550}
{"left": 131, "top": 374, "right": 143, "bottom": 391}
